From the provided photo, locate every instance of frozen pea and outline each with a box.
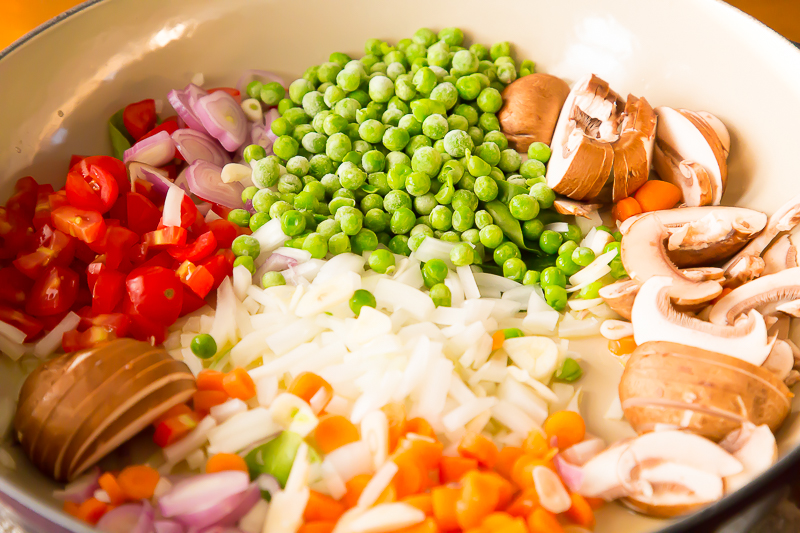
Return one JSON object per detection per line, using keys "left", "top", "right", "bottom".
{"left": 323, "top": 114, "right": 348, "bottom": 136}
{"left": 384, "top": 189, "right": 413, "bottom": 214}
{"left": 498, "top": 149, "right": 521, "bottom": 173}
{"left": 452, "top": 50, "right": 479, "bottom": 75}
{"left": 430, "top": 205, "right": 453, "bottom": 231}
{"left": 291, "top": 124, "right": 315, "bottom": 144}
{"left": 364, "top": 208, "right": 389, "bottom": 232}
{"left": 385, "top": 151, "right": 411, "bottom": 171}
{"left": 288, "top": 78, "right": 315, "bottom": 104}
{"left": 382, "top": 108, "right": 404, "bottom": 126}
{"left": 369, "top": 75, "right": 395, "bottom": 103}
{"left": 411, "top": 146, "right": 442, "bottom": 176}
{"left": 301, "top": 91, "right": 326, "bottom": 117}
{"left": 413, "top": 67, "right": 438, "bottom": 95}
{"left": 252, "top": 189, "right": 279, "bottom": 213}
{"left": 273, "top": 135, "right": 299, "bottom": 160}
{"left": 339, "top": 164, "right": 366, "bottom": 190}
{"left": 427, "top": 41, "right": 451, "bottom": 68}
{"left": 405, "top": 171, "right": 431, "bottom": 197}
{"left": 370, "top": 62, "right": 387, "bottom": 74}
{"left": 326, "top": 132, "right": 352, "bottom": 162}
{"left": 323, "top": 85, "right": 346, "bottom": 109}
{"left": 430, "top": 82, "right": 458, "bottom": 110}
{"left": 358, "top": 119, "right": 385, "bottom": 144}
{"left": 413, "top": 193, "right": 437, "bottom": 215}
{"left": 456, "top": 75, "right": 482, "bottom": 101}
{"left": 405, "top": 135, "right": 432, "bottom": 157}
{"left": 438, "top": 27, "right": 464, "bottom": 46}
{"left": 469, "top": 43, "right": 488, "bottom": 60}
{"left": 368, "top": 171, "right": 390, "bottom": 195}
{"left": 278, "top": 173, "right": 303, "bottom": 194}
{"left": 320, "top": 173, "right": 341, "bottom": 195}
{"left": 398, "top": 114, "right": 423, "bottom": 136}
{"left": 483, "top": 131, "right": 508, "bottom": 150}
{"left": 390, "top": 207, "right": 416, "bottom": 234}
{"left": 447, "top": 114, "right": 469, "bottom": 132}
{"left": 529, "top": 182, "right": 556, "bottom": 209}
{"left": 497, "top": 63, "right": 517, "bottom": 84}
{"left": 395, "top": 77, "right": 417, "bottom": 101}
{"left": 386, "top": 62, "right": 406, "bottom": 81}
{"left": 443, "top": 129, "right": 475, "bottom": 158}
{"left": 454, "top": 103, "right": 479, "bottom": 126}
{"left": 421, "top": 114, "right": 449, "bottom": 140}
{"left": 452, "top": 207, "right": 475, "bottom": 232}
{"left": 336, "top": 68, "right": 361, "bottom": 91}
{"left": 479, "top": 113, "right": 500, "bottom": 132}
{"left": 301, "top": 132, "right": 328, "bottom": 154}
{"left": 490, "top": 41, "right": 512, "bottom": 61}
{"left": 382, "top": 127, "right": 410, "bottom": 151}
{"left": 474, "top": 176, "right": 498, "bottom": 201}
{"left": 362, "top": 150, "right": 385, "bottom": 173}
{"left": 333, "top": 98, "right": 361, "bottom": 122}
{"left": 413, "top": 28, "right": 438, "bottom": 47}
{"left": 521, "top": 159, "right": 547, "bottom": 179}
{"left": 309, "top": 154, "right": 334, "bottom": 178}
{"left": 388, "top": 235, "right": 411, "bottom": 256}
{"left": 475, "top": 142, "right": 501, "bottom": 166}
{"left": 468, "top": 126, "right": 484, "bottom": 146}
{"left": 328, "top": 232, "right": 351, "bottom": 255}
{"left": 528, "top": 142, "right": 552, "bottom": 163}
{"left": 260, "top": 82, "right": 285, "bottom": 106}
{"left": 286, "top": 156, "right": 310, "bottom": 177}
{"left": 251, "top": 155, "right": 282, "bottom": 188}
{"left": 477, "top": 87, "right": 503, "bottom": 113}
{"left": 352, "top": 140, "right": 371, "bottom": 155}
{"left": 410, "top": 98, "right": 446, "bottom": 123}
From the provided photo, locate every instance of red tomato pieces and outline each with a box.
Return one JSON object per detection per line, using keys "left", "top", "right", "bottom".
{"left": 65, "top": 162, "right": 119, "bottom": 214}
{"left": 123, "top": 99, "right": 158, "bottom": 141}
{"left": 143, "top": 227, "right": 187, "bottom": 249}
{"left": 140, "top": 117, "right": 179, "bottom": 142}
{"left": 51, "top": 206, "right": 106, "bottom": 244}
{"left": 207, "top": 87, "right": 241, "bottom": 103}
{"left": 77, "top": 310, "right": 130, "bottom": 337}
{"left": 0, "top": 304, "right": 43, "bottom": 341}
{"left": 0, "top": 267, "right": 33, "bottom": 307}
{"left": 125, "top": 266, "right": 183, "bottom": 324}
{"left": 168, "top": 231, "right": 217, "bottom": 263}
{"left": 92, "top": 269, "right": 126, "bottom": 314}
{"left": 6, "top": 177, "right": 38, "bottom": 221}
{"left": 33, "top": 184, "right": 55, "bottom": 229}
{"left": 207, "top": 220, "right": 238, "bottom": 249}
{"left": 126, "top": 193, "right": 161, "bottom": 236}
{"left": 13, "top": 226, "right": 76, "bottom": 279}
{"left": 26, "top": 265, "right": 79, "bottom": 317}
{"left": 72, "top": 156, "right": 130, "bottom": 194}
{"left": 176, "top": 260, "right": 215, "bottom": 299}
{"left": 200, "top": 250, "right": 235, "bottom": 290}
{"left": 62, "top": 325, "right": 117, "bottom": 352}
{"left": 153, "top": 411, "right": 202, "bottom": 447}
{"left": 88, "top": 226, "right": 139, "bottom": 269}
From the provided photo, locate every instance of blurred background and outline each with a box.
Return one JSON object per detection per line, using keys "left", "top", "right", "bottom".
{"left": 0, "top": 0, "right": 799, "bottom": 50}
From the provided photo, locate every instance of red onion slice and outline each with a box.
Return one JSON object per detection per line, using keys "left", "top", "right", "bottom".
{"left": 167, "top": 84, "right": 209, "bottom": 133}
{"left": 255, "top": 253, "right": 298, "bottom": 282}
{"left": 172, "top": 129, "right": 231, "bottom": 167}
{"left": 123, "top": 130, "right": 176, "bottom": 167}
{"left": 96, "top": 501, "right": 154, "bottom": 533}
{"left": 194, "top": 91, "right": 248, "bottom": 152}
{"left": 53, "top": 467, "right": 100, "bottom": 503}
{"left": 159, "top": 471, "right": 250, "bottom": 519}
{"left": 185, "top": 161, "right": 244, "bottom": 209}
{"left": 554, "top": 454, "right": 585, "bottom": 493}
{"left": 154, "top": 520, "right": 185, "bottom": 533}
{"left": 129, "top": 162, "right": 188, "bottom": 199}
{"left": 236, "top": 69, "right": 287, "bottom": 95}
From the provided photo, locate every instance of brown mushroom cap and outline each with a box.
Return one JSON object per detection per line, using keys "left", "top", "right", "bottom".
{"left": 762, "top": 235, "right": 798, "bottom": 276}
{"left": 709, "top": 267, "right": 800, "bottom": 325}
{"left": 552, "top": 198, "right": 601, "bottom": 219}
{"left": 497, "top": 73, "right": 570, "bottom": 152}
{"left": 611, "top": 94, "right": 657, "bottom": 202}
{"left": 619, "top": 341, "right": 792, "bottom": 441}
{"left": 598, "top": 279, "right": 639, "bottom": 320}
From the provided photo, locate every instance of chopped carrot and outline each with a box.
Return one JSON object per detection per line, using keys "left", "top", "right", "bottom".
{"left": 482, "top": 512, "right": 515, "bottom": 529}
{"left": 98, "top": 472, "right": 126, "bottom": 506}
{"left": 297, "top": 521, "right": 336, "bottom": 533}
{"left": 222, "top": 367, "right": 256, "bottom": 401}
{"left": 116, "top": 465, "right": 160, "bottom": 500}
{"left": 62, "top": 501, "right": 81, "bottom": 518}
{"left": 288, "top": 372, "right": 333, "bottom": 409}
{"left": 496, "top": 518, "right": 529, "bottom": 533}
{"left": 393, "top": 517, "right": 441, "bottom": 533}
{"left": 376, "top": 482, "right": 398, "bottom": 504}
{"left": 196, "top": 369, "right": 226, "bottom": 391}
{"left": 506, "top": 486, "right": 540, "bottom": 517}
{"left": 494, "top": 446, "right": 524, "bottom": 480}
{"left": 522, "top": 431, "right": 551, "bottom": 458}
{"left": 633, "top": 180, "right": 682, "bottom": 213}
{"left": 304, "top": 490, "right": 345, "bottom": 522}
{"left": 527, "top": 508, "right": 564, "bottom": 533}
{"left": 76, "top": 497, "right": 108, "bottom": 525}
{"left": 382, "top": 402, "right": 407, "bottom": 452}
{"left": 403, "top": 493, "right": 434, "bottom": 516}
{"left": 611, "top": 196, "right": 643, "bottom": 222}
{"left": 483, "top": 471, "right": 514, "bottom": 510}
{"left": 440, "top": 455, "right": 478, "bottom": 483}
{"left": 456, "top": 471, "right": 501, "bottom": 529}
{"left": 565, "top": 493, "right": 595, "bottom": 528}
{"left": 393, "top": 454, "right": 426, "bottom": 498}
{"left": 193, "top": 389, "right": 228, "bottom": 413}
{"left": 405, "top": 417, "right": 437, "bottom": 440}
{"left": 608, "top": 336, "right": 637, "bottom": 356}
{"left": 431, "top": 486, "right": 461, "bottom": 531}
{"left": 153, "top": 403, "right": 192, "bottom": 427}
{"left": 395, "top": 437, "right": 444, "bottom": 471}
{"left": 491, "top": 330, "right": 505, "bottom": 351}
{"left": 206, "top": 452, "right": 248, "bottom": 474}
{"left": 458, "top": 432, "right": 498, "bottom": 468}
{"left": 585, "top": 496, "right": 605, "bottom": 509}
{"left": 510, "top": 455, "right": 553, "bottom": 490}
{"left": 342, "top": 474, "right": 371, "bottom": 508}
{"left": 543, "top": 411, "right": 586, "bottom": 450}
{"left": 314, "top": 414, "right": 360, "bottom": 454}
{"left": 463, "top": 528, "right": 489, "bottom": 533}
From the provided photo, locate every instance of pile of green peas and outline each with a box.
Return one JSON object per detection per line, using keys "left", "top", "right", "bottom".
{"left": 229, "top": 27, "right": 626, "bottom": 310}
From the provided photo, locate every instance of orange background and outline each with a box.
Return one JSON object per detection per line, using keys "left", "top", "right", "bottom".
{"left": 1, "top": 0, "right": 799, "bottom": 50}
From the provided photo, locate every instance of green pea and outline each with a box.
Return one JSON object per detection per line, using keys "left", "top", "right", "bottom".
{"left": 429, "top": 282, "right": 451, "bottom": 307}
{"left": 522, "top": 270, "right": 540, "bottom": 286}
{"left": 262, "top": 271, "right": 287, "bottom": 289}
{"left": 446, "top": 114, "right": 469, "bottom": 133}
{"left": 360, "top": 208, "right": 386, "bottom": 233}
{"left": 368, "top": 171, "right": 391, "bottom": 195}
{"left": 232, "top": 256, "right": 255, "bottom": 277}
{"left": 269, "top": 200, "right": 292, "bottom": 221}
{"left": 579, "top": 280, "right": 604, "bottom": 300}
{"left": 476, "top": 87, "right": 503, "bottom": 114}
{"left": 413, "top": 67, "right": 438, "bottom": 95}
{"left": 452, "top": 189, "right": 478, "bottom": 212}
{"left": 347, "top": 229, "right": 376, "bottom": 255}
{"left": 419, "top": 114, "right": 447, "bottom": 141}
{"left": 315, "top": 219, "right": 338, "bottom": 239}
{"left": 337, "top": 164, "right": 366, "bottom": 190}
{"left": 509, "top": 195, "right": 540, "bottom": 221}
{"left": 404, "top": 171, "right": 431, "bottom": 197}
{"left": 497, "top": 149, "right": 522, "bottom": 173}
{"left": 474, "top": 143, "right": 500, "bottom": 167}
{"left": 387, "top": 164, "right": 411, "bottom": 191}
{"left": 468, "top": 126, "right": 485, "bottom": 146}
{"left": 228, "top": 209, "right": 251, "bottom": 228}
{"left": 334, "top": 206, "right": 363, "bottom": 236}
{"left": 410, "top": 98, "right": 446, "bottom": 122}
{"left": 271, "top": 117, "right": 293, "bottom": 137}
{"left": 388, "top": 235, "right": 411, "bottom": 256}
{"left": 562, "top": 224, "right": 582, "bottom": 243}
{"left": 461, "top": 228, "right": 480, "bottom": 246}
{"left": 525, "top": 183, "right": 554, "bottom": 211}
{"left": 556, "top": 254, "right": 581, "bottom": 276}
{"left": 292, "top": 191, "right": 317, "bottom": 212}
{"left": 539, "top": 230, "right": 563, "bottom": 255}
{"left": 326, "top": 232, "right": 350, "bottom": 255}
{"left": 604, "top": 241, "right": 622, "bottom": 256}
{"left": 286, "top": 155, "right": 310, "bottom": 177}
{"left": 246, "top": 211, "right": 269, "bottom": 232}
{"left": 405, "top": 135, "right": 432, "bottom": 157}
{"left": 258, "top": 82, "right": 285, "bottom": 106}
{"left": 559, "top": 240, "right": 579, "bottom": 258}
{"left": 520, "top": 158, "right": 547, "bottom": 180}
{"left": 297, "top": 232, "right": 326, "bottom": 259}
{"left": 422, "top": 259, "right": 448, "bottom": 288}
{"left": 454, "top": 104, "right": 479, "bottom": 128}
{"left": 451, "top": 49, "right": 479, "bottom": 76}
{"left": 398, "top": 114, "right": 423, "bottom": 136}
{"left": 358, "top": 194, "right": 382, "bottom": 214}
{"left": 439, "top": 231, "right": 459, "bottom": 243}
{"left": 466, "top": 43, "right": 487, "bottom": 60}
{"left": 610, "top": 258, "right": 627, "bottom": 279}
{"left": 411, "top": 147, "right": 442, "bottom": 176}
{"left": 613, "top": 231, "right": 623, "bottom": 242}
{"left": 430, "top": 82, "right": 458, "bottom": 110}
{"left": 442, "top": 130, "right": 475, "bottom": 158}
{"left": 309, "top": 154, "right": 334, "bottom": 178}
{"left": 475, "top": 210, "right": 493, "bottom": 229}
{"left": 190, "top": 333, "right": 217, "bottom": 359}
{"left": 279, "top": 210, "right": 305, "bottom": 237}
{"left": 369, "top": 75, "right": 395, "bottom": 103}
{"left": 277, "top": 98, "right": 295, "bottom": 115}
{"left": 445, "top": 242, "right": 473, "bottom": 267}
{"left": 540, "top": 266, "right": 566, "bottom": 288}
{"left": 528, "top": 142, "right": 552, "bottom": 163}
{"left": 452, "top": 207, "right": 475, "bottom": 232}
{"left": 467, "top": 153, "right": 492, "bottom": 178}
{"left": 278, "top": 174, "right": 302, "bottom": 194}
{"left": 292, "top": 124, "right": 315, "bottom": 144}
{"left": 364, "top": 248, "right": 394, "bottom": 274}
{"left": 273, "top": 135, "right": 299, "bottom": 161}
{"left": 503, "top": 257, "right": 527, "bottom": 282}
{"left": 408, "top": 232, "right": 427, "bottom": 252}
{"left": 473, "top": 176, "right": 498, "bottom": 202}
{"left": 572, "top": 247, "right": 596, "bottom": 267}
{"left": 325, "top": 132, "right": 352, "bottom": 163}
{"left": 382, "top": 127, "right": 410, "bottom": 151}
{"left": 429, "top": 205, "right": 453, "bottom": 231}
{"left": 476, "top": 225, "right": 503, "bottom": 250}
{"left": 384, "top": 189, "right": 412, "bottom": 214}
{"left": 427, "top": 41, "right": 451, "bottom": 68}
{"left": 348, "top": 289, "right": 377, "bottom": 317}
{"left": 390, "top": 207, "right": 416, "bottom": 235}
{"left": 413, "top": 28, "right": 438, "bottom": 47}
{"left": 493, "top": 241, "right": 521, "bottom": 266}
{"left": 544, "top": 285, "right": 568, "bottom": 311}
{"left": 555, "top": 358, "right": 583, "bottom": 382}
{"left": 437, "top": 27, "right": 464, "bottom": 46}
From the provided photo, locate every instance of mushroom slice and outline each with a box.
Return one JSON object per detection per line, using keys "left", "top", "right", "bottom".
{"left": 632, "top": 276, "right": 770, "bottom": 365}
{"left": 545, "top": 74, "right": 624, "bottom": 201}
{"left": 621, "top": 214, "right": 722, "bottom": 304}
{"left": 708, "top": 267, "right": 800, "bottom": 325}
{"left": 761, "top": 235, "right": 797, "bottom": 276}
{"left": 719, "top": 423, "right": 777, "bottom": 493}
{"left": 622, "top": 464, "right": 724, "bottom": 518}
{"left": 621, "top": 430, "right": 742, "bottom": 478}
{"left": 621, "top": 206, "right": 767, "bottom": 268}
{"left": 552, "top": 198, "right": 602, "bottom": 219}
{"left": 598, "top": 279, "right": 639, "bottom": 320}
{"left": 611, "top": 94, "right": 657, "bottom": 202}
{"left": 696, "top": 111, "right": 731, "bottom": 156}
{"left": 652, "top": 107, "right": 728, "bottom": 205}
{"left": 681, "top": 267, "right": 725, "bottom": 282}
{"left": 762, "top": 340, "right": 794, "bottom": 381}
{"left": 498, "top": 73, "right": 571, "bottom": 152}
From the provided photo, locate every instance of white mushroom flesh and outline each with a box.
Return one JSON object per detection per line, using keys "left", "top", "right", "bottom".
{"left": 719, "top": 423, "right": 777, "bottom": 493}
{"left": 709, "top": 267, "right": 800, "bottom": 325}
{"left": 762, "top": 235, "right": 797, "bottom": 276}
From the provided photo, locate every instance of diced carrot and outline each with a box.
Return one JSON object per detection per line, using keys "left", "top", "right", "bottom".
{"left": 63, "top": 501, "right": 81, "bottom": 518}
{"left": 482, "top": 512, "right": 515, "bottom": 529}
{"left": 527, "top": 508, "right": 564, "bottom": 533}
{"left": 484, "top": 471, "right": 514, "bottom": 510}
{"left": 393, "top": 454, "right": 426, "bottom": 498}
{"left": 403, "top": 494, "right": 434, "bottom": 516}
{"left": 506, "top": 486, "right": 540, "bottom": 517}
{"left": 612, "top": 196, "right": 643, "bottom": 222}
{"left": 222, "top": 367, "right": 256, "bottom": 401}
{"left": 633, "top": 180, "right": 682, "bottom": 213}
{"left": 314, "top": 414, "right": 360, "bottom": 454}
{"left": 153, "top": 403, "right": 192, "bottom": 427}
{"left": 206, "top": 452, "right": 248, "bottom": 474}
{"left": 288, "top": 372, "right": 333, "bottom": 409}
{"left": 193, "top": 389, "right": 229, "bottom": 413}
{"left": 522, "top": 431, "right": 551, "bottom": 458}
{"left": 565, "top": 493, "right": 595, "bottom": 528}
{"left": 463, "top": 528, "right": 488, "bottom": 533}
{"left": 405, "top": 418, "right": 437, "bottom": 440}
{"left": 431, "top": 486, "right": 461, "bottom": 531}
{"left": 76, "top": 497, "right": 108, "bottom": 525}
{"left": 510, "top": 455, "right": 553, "bottom": 490}
{"left": 496, "top": 518, "right": 528, "bottom": 533}
{"left": 382, "top": 402, "right": 407, "bottom": 452}
{"left": 304, "top": 490, "right": 345, "bottom": 522}
{"left": 543, "top": 411, "right": 586, "bottom": 450}
{"left": 608, "top": 336, "right": 637, "bottom": 356}
{"left": 98, "top": 472, "right": 126, "bottom": 506}
{"left": 440, "top": 455, "right": 478, "bottom": 483}
{"left": 491, "top": 330, "right": 505, "bottom": 351}
{"left": 297, "top": 521, "right": 336, "bottom": 533}
{"left": 393, "top": 517, "right": 441, "bottom": 533}
{"left": 376, "top": 482, "right": 398, "bottom": 504}
{"left": 585, "top": 496, "right": 605, "bottom": 509}
{"left": 396, "top": 437, "right": 444, "bottom": 471}
{"left": 458, "top": 432, "right": 498, "bottom": 469}
{"left": 495, "top": 446, "right": 524, "bottom": 480}
{"left": 196, "top": 369, "right": 226, "bottom": 391}
{"left": 456, "top": 471, "right": 501, "bottom": 529}
{"left": 116, "top": 465, "right": 160, "bottom": 500}
{"left": 342, "top": 474, "right": 371, "bottom": 508}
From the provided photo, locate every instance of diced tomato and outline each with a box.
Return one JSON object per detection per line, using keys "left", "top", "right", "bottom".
{"left": 200, "top": 249, "right": 235, "bottom": 290}
{"left": 65, "top": 161, "right": 119, "bottom": 214}
{"left": 32, "top": 184, "right": 55, "bottom": 229}
{"left": 108, "top": 194, "right": 128, "bottom": 226}
{"left": 153, "top": 411, "right": 202, "bottom": 447}
{"left": 38, "top": 310, "right": 70, "bottom": 332}
{"left": 207, "top": 220, "right": 238, "bottom": 249}
{"left": 131, "top": 179, "right": 162, "bottom": 204}
{"left": 160, "top": 163, "right": 179, "bottom": 182}
{"left": 0, "top": 304, "right": 43, "bottom": 342}
{"left": 125, "top": 266, "right": 183, "bottom": 324}
{"left": 168, "top": 231, "right": 217, "bottom": 263}
{"left": 25, "top": 265, "right": 79, "bottom": 317}
{"left": 88, "top": 226, "right": 139, "bottom": 269}
{"left": 207, "top": 87, "right": 241, "bottom": 103}
{"left": 6, "top": 177, "right": 38, "bottom": 221}
{"left": 139, "top": 117, "right": 179, "bottom": 142}
{"left": 0, "top": 207, "right": 35, "bottom": 257}
{"left": 123, "top": 99, "right": 158, "bottom": 141}
{"left": 180, "top": 288, "right": 207, "bottom": 316}
{"left": 69, "top": 155, "right": 87, "bottom": 169}
{"left": 143, "top": 226, "right": 187, "bottom": 250}
{"left": 51, "top": 206, "right": 107, "bottom": 244}
{"left": 49, "top": 190, "right": 70, "bottom": 211}
{"left": 126, "top": 193, "right": 162, "bottom": 236}
{"left": 176, "top": 260, "right": 215, "bottom": 299}
{"left": 210, "top": 203, "right": 233, "bottom": 221}
{"left": 86, "top": 262, "right": 106, "bottom": 292}
{"left": 77, "top": 310, "right": 130, "bottom": 337}
{"left": 71, "top": 156, "right": 130, "bottom": 195}
{"left": 126, "top": 309, "right": 167, "bottom": 344}
{"left": 139, "top": 251, "right": 177, "bottom": 271}
{"left": 62, "top": 325, "right": 118, "bottom": 352}
{"left": 92, "top": 269, "right": 126, "bottom": 314}
{"left": 13, "top": 227, "right": 76, "bottom": 279}
{"left": 0, "top": 267, "right": 33, "bottom": 307}
{"left": 74, "top": 240, "right": 98, "bottom": 265}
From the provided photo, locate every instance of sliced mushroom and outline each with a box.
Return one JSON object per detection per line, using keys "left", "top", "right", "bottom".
{"left": 600, "top": 319, "right": 633, "bottom": 340}
{"left": 681, "top": 267, "right": 725, "bottom": 282}
{"left": 719, "top": 423, "right": 777, "bottom": 493}
{"left": 724, "top": 256, "right": 766, "bottom": 288}
{"left": 620, "top": 206, "right": 767, "bottom": 268}
{"left": 552, "top": 198, "right": 602, "bottom": 219}
{"left": 695, "top": 111, "right": 731, "bottom": 156}
{"left": 598, "top": 279, "right": 639, "bottom": 320}
{"left": 763, "top": 340, "right": 794, "bottom": 381}
{"left": 709, "top": 267, "right": 800, "bottom": 325}
{"left": 762, "top": 235, "right": 797, "bottom": 276}
{"left": 498, "top": 73, "right": 571, "bottom": 151}
{"left": 632, "top": 276, "right": 770, "bottom": 365}
{"left": 622, "top": 464, "right": 724, "bottom": 518}
{"left": 619, "top": 341, "right": 791, "bottom": 440}
{"left": 621, "top": 214, "right": 722, "bottom": 305}
{"left": 652, "top": 107, "right": 728, "bottom": 206}
{"left": 611, "top": 94, "right": 658, "bottom": 202}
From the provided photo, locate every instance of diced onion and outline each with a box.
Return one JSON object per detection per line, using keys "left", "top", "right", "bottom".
{"left": 33, "top": 312, "right": 80, "bottom": 358}
{"left": 544, "top": 222, "right": 570, "bottom": 233}
{"left": 457, "top": 266, "right": 480, "bottom": 300}
{"left": 568, "top": 249, "right": 618, "bottom": 287}
{"left": 413, "top": 237, "right": 456, "bottom": 268}
{"left": 0, "top": 321, "right": 26, "bottom": 345}
{"left": 162, "top": 187, "right": 184, "bottom": 227}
